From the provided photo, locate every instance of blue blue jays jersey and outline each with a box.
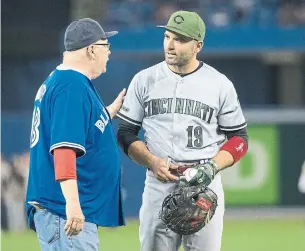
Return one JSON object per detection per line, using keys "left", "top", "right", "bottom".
{"left": 26, "top": 65, "right": 125, "bottom": 230}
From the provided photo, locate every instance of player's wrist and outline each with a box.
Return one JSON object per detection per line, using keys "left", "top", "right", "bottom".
{"left": 106, "top": 106, "right": 116, "bottom": 119}
{"left": 145, "top": 154, "right": 157, "bottom": 170}
{"left": 188, "top": 161, "right": 218, "bottom": 186}
{"left": 66, "top": 199, "right": 81, "bottom": 207}
{"left": 197, "top": 161, "right": 218, "bottom": 178}
{"left": 207, "top": 159, "right": 220, "bottom": 175}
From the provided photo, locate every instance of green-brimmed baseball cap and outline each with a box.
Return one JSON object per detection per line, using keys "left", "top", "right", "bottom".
{"left": 157, "top": 11, "right": 206, "bottom": 42}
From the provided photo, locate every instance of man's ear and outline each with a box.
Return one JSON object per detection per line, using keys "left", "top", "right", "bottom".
{"left": 86, "top": 46, "right": 96, "bottom": 60}
{"left": 195, "top": 41, "right": 203, "bottom": 54}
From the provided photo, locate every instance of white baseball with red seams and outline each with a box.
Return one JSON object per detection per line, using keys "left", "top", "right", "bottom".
{"left": 117, "top": 61, "right": 247, "bottom": 251}
{"left": 183, "top": 168, "right": 199, "bottom": 182}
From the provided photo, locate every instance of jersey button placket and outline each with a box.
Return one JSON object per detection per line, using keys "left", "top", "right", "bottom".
{"left": 172, "top": 115, "right": 180, "bottom": 156}
{"left": 172, "top": 81, "right": 181, "bottom": 154}
{"left": 175, "top": 81, "right": 182, "bottom": 124}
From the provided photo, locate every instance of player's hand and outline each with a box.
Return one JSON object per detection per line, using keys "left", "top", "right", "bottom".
{"left": 179, "top": 160, "right": 219, "bottom": 187}
{"left": 149, "top": 157, "right": 179, "bottom": 182}
{"left": 107, "top": 88, "right": 127, "bottom": 119}
{"left": 64, "top": 201, "right": 85, "bottom": 236}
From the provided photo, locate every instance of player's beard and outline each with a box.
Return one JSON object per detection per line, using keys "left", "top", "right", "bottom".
{"left": 165, "top": 51, "right": 193, "bottom": 67}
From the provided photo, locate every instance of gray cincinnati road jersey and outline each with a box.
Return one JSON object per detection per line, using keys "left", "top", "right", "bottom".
{"left": 117, "top": 61, "right": 247, "bottom": 162}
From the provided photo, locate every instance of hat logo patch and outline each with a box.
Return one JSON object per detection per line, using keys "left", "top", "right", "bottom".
{"left": 174, "top": 15, "right": 184, "bottom": 24}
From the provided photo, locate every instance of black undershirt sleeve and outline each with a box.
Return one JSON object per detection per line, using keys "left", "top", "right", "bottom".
{"left": 223, "top": 127, "right": 248, "bottom": 147}
{"left": 117, "top": 119, "right": 141, "bottom": 155}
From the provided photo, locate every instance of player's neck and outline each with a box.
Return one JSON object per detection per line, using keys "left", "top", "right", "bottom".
{"left": 62, "top": 53, "right": 94, "bottom": 79}
{"left": 168, "top": 59, "right": 200, "bottom": 75}
{"left": 62, "top": 62, "right": 92, "bottom": 79}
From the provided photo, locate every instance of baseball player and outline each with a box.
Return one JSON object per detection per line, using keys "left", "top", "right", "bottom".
{"left": 117, "top": 11, "right": 248, "bottom": 251}
{"left": 26, "top": 18, "right": 126, "bottom": 251}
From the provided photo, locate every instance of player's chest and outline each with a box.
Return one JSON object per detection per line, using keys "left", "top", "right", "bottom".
{"left": 143, "top": 79, "right": 221, "bottom": 121}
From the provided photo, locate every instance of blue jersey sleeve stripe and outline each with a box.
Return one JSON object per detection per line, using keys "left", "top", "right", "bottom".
{"left": 49, "top": 142, "right": 86, "bottom": 156}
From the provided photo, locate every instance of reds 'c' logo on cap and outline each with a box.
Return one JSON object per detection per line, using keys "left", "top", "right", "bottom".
{"left": 174, "top": 15, "right": 184, "bottom": 24}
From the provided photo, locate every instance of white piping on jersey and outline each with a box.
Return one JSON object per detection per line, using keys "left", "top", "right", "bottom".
{"left": 219, "top": 123, "right": 247, "bottom": 131}
{"left": 116, "top": 113, "right": 142, "bottom": 127}
{"left": 49, "top": 142, "right": 86, "bottom": 156}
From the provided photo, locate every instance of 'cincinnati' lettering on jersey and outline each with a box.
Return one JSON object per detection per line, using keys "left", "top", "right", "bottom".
{"left": 144, "top": 98, "right": 214, "bottom": 124}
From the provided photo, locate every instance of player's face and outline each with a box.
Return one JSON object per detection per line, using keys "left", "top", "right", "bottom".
{"left": 164, "top": 31, "right": 199, "bottom": 66}
{"left": 92, "top": 39, "right": 111, "bottom": 76}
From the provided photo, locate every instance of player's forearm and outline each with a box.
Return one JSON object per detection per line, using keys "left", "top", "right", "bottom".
{"left": 60, "top": 179, "right": 81, "bottom": 204}
{"left": 106, "top": 88, "right": 127, "bottom": 119}
{"left": 127, "top": 141, "right": 156, "bottom": 169}
{"left": 106, "top": 106, "right": 116, "bottom": 119}
{"left": 212, "top": 150, "right": 234, "bottom": 170}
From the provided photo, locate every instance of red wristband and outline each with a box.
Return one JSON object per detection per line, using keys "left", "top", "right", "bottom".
{"left": 220, "top": 136, "right": 247, "bottom": 163}
{"left": 54, "top": 148, "right": 77, "bottom": 181}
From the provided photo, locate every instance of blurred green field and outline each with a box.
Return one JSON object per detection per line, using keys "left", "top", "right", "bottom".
{"left": 2, "top": 219, "right": 304, "bottom": 251}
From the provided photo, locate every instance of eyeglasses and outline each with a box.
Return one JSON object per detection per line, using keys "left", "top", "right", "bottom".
{"left": 93, "top": 43, "right": 111, "bottom": 50}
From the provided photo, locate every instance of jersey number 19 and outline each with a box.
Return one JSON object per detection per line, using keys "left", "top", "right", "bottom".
{"left": 186, "top": 126, "right": 203, "bottom": 149}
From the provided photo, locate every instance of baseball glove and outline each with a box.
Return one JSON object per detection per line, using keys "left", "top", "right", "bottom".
{"left": 159, "top": 185, "right": 218, "bottom": 235}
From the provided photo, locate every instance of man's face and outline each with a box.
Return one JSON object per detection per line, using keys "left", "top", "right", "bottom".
{"left": 92, "top": 39, "right": 111, "bottom": 75}
{"left": 164, "top": 30, "right": 200, "bottom": 67}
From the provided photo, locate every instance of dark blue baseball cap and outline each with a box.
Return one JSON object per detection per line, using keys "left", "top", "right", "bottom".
{"left": 64, "top": 18, "right": 118, "bottom": 51}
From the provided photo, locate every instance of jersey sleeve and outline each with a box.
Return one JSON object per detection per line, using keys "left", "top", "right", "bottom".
{"left": 49, "top": 84, "right": 90, "bottom": 157}
{"left": 218, "top": 79, "right": 247, "bottom": 131}
{"left": 117, "top": 73, "right": 144, "bottom": 126}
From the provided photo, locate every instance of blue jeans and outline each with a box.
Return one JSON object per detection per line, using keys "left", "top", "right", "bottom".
{"left": 34, "top": 209, "right": 99, "bottom": 251}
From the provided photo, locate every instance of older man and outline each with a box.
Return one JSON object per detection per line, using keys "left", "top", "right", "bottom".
{"left": 26, "top": 18, "right": 126, "bottom": 251}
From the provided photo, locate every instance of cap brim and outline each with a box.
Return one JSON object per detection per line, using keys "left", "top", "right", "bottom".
{"left": 157, "top": 25, "right": 194, "bottom": 40}
{"left": 105, "top": 31, "right": 118, "bottom": 38}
